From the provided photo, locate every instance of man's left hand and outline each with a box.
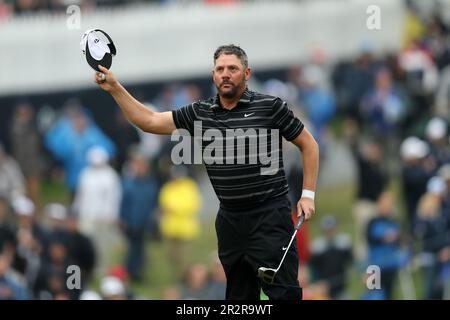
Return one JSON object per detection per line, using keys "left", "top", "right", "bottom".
{"left": 297, "top": 197, "right": 315, "bottom": 221}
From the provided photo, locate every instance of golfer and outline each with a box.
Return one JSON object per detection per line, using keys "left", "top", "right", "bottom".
{"left": 95, "top": 45, "right": 319, "bottom": 300}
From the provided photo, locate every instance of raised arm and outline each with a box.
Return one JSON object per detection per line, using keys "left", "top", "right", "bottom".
{"left": 290, "top": 127, "right": 319, "bottom": 221}
{"left": 95, "top": 65, "right": 176, "bottom": 135}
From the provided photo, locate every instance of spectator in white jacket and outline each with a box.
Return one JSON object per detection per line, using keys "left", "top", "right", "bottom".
{"left": 0, "top": 143, "right": 26, "bottom": 201}
{"left": 73, "top": 146, "right": 122, "bottom": 276}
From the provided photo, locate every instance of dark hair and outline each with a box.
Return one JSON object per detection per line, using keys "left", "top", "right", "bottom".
{"left": 214, "top": 44, "right": 248, "bottom": 68}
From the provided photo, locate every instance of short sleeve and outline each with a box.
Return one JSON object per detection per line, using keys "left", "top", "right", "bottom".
{"left": 171, "top": 102, "right": 199, "bottom": 136}
{"left": 272, "top": 98, "right": 304, "bottom": 141}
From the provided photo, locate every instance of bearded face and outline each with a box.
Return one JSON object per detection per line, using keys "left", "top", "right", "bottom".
{"left": 213, "top": 54, "right": 250, "bottom": 100}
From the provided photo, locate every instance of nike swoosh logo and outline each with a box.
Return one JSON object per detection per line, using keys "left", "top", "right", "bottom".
{"left": 244, "top": 113, "right": 255, "bottom": 117}
{"left": 282, "top": 246, "right": 288, "bottom": 251}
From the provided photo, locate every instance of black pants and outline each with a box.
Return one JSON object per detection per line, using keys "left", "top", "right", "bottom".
{"left": 215, "top": 196, "right": 302, "bottom": 300}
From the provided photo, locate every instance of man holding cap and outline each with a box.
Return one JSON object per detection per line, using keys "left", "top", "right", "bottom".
{"left": 94, "top": 44, "right": 319, "bottom": 300}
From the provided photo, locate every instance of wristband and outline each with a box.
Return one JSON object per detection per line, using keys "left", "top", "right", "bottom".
{"left": 301, "top": 189, "right": 315, "bottom": 200}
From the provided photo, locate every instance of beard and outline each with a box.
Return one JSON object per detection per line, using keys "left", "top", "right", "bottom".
{"left": 216, "top": 79, "right": 245, "bottom": 99}
{"left": 218, "top": 85, "right": 238, "bottom": 99}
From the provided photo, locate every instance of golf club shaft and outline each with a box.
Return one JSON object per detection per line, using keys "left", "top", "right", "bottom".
{"left": 275, "top": 213, "right": 305, "bottom": 272}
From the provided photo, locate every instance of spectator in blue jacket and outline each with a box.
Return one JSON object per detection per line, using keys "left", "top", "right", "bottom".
{"left": 414, "top": 177, "right": 450, "bottom": 299}
{"left": 360, "top": 67, "right": 406, "bottom": 142}
{"left": 366, "top": 192, "right": 405, "bottom": 300}
{"left": 119, "top": 150, "right": 159, "bottom": 281}
{"left": 44, "top": 100, "right": 115, "bottom": 195}
{"left": 0, "top": 251, "right": 29, "bottom": 300}
{"left": 299, "top": 68, "right": 336, "bottom": 152}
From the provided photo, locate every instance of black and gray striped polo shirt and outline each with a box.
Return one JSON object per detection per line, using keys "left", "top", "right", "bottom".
{"left": 172, "top": 88, "right": 304, "bottom": 211}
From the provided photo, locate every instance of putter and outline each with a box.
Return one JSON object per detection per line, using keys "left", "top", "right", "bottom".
{"left": 258, "top": 213, "right": 305, "bottom": 285}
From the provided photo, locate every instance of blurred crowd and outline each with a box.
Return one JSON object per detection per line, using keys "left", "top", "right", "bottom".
{"left": 2, "top": 0, "right": 450, "bottom": 300}
{"left": 0, "top": 0, "right": 242, "bottom": 20}
{"left": 290, "top": 1, "right": 450, "bottom": 300}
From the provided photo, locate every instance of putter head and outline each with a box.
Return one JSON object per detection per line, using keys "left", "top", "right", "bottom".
{"left": 258, "top": 267, "right": 277, "bottom": 284}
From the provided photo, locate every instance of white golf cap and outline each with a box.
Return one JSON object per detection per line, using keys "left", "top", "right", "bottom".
{"left": 12, "top": 196, "right": 35, "bottom": 216}
{"left": 438, "top": 164, "right": 450, "bottom": 180}
{"left": 100, "top": 276, "right": 125, "bottom": 297}
{"left": 80, "top": 29, "right": 116, "bottom": 72}
{"left": 400, "top": 136, "right": 430, "bottom": 160}
{"left": 425, "top": 117, "right": 447, "bottom": 140}
{"left": 44, "top": 203, "right": 68, "bottom": 220}
{"left": 80, "top": 290, "right": 102, "bottom": 300}
{"left": 87, "top": 146, "right": 109, "bottom": 166}
{"left": 427, "top": 176, "right": 447, "bottom": 195}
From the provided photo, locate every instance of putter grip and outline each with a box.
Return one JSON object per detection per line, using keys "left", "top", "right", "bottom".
{"left": 295, "top": 213, "right": 305, "bottom": 230}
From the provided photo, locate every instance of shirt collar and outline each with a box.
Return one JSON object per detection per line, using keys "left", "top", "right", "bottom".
{"left": 211, "top": 87, "right": 252, "bottom": 110}
{"left": 238, "top": 88, "right": 252, "bottom": 105}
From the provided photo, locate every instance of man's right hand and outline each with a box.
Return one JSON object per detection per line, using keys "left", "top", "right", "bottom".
{"left": 94, "top": 65, "right": 119, "bottom": 93}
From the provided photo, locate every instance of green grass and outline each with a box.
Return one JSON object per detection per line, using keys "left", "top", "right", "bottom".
{"left": 40, "top": 180, "right": 71, "bottom": 205}
{"left": 132, "top": 219, "right": 219, "bottom": 299}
